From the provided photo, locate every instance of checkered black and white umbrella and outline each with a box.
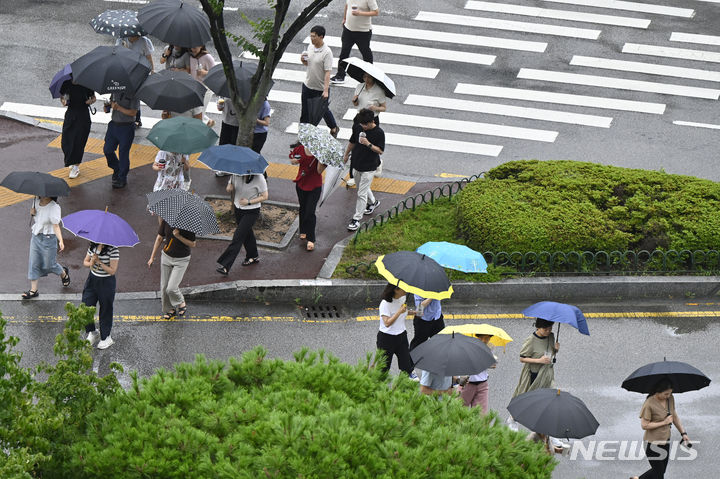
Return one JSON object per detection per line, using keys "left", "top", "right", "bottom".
{"left": 90, "top": 10, "right": 147, "bottom": 38}
{"left": 146, "top": 189, "right": 220, "bottom": 235}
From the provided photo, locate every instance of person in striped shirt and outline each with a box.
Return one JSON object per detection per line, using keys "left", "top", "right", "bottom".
{"left": 81, "top": 242, "right": 119, "bottom": 350}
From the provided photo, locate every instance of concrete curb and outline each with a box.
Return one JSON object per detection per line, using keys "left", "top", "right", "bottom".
{"left": 1, "top": 110, "right": 63, "bottom": 133}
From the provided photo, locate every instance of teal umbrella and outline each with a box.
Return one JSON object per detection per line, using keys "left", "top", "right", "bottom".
{"left": 146, "top": 117, "right": 218, "bottom": 154}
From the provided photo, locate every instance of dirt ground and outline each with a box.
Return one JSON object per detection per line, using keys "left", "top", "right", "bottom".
{"left": 207, "top": 198, "right": 297, "bottom": 243}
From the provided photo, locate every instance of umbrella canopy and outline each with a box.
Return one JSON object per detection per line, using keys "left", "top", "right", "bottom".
{"left": 522, "top": 301, "right": 590, "bottom": 336}
{"left": 318, "top": 164, "right": 348, "bottom": 207}
{"left": 136, "top": 69, "right": 205, "bottom": 111}
{"left": 147, "top": 117, "right": 218, "bottom": 154}
{"left": 410, "top": 332, "right": 495, "bottom": 376}
{"left": 341, "top": 57, "right": 396, "bottom": 99}
{"left": 197, "top": 145, "right": 268, "bottom": 176}
{"left": 138, "top": 0, "right": 211, "bottom": 48}
{"left": 90, "top": 9, "right": 147, "bottom": 38}
{"left": 375, "top": 251, "right": 453, "bottom": 300}
{"left": 439, "top": 324, "right": 513, "bottom": 348}
{"left": 1, "top": 171, "right": 70, "bottom": 197}
{"left": 416, "top": 241, "right": 488, "bottom": 273}
{"left": 622, "top": 360, "right": 711, "bottom": 394}
{"left": 71, "top": 45, "right": 151, "bottom": 94}
{"left": 204, "top": 60, "right": 268, "bottom": 102}
{"left": 298, "top": 123, "right": 344, "bottom": 167}
{"left": 507, "top": 388, "right": 600, "bottom": 439}
{"left": 62, "top": 209, "right": 139, "bottom": 247}
{"left": 146, "top": 189, "right": 220, "bottom": 235}
{"left": 49, "top": 64, "right": 72, "bottom": 99}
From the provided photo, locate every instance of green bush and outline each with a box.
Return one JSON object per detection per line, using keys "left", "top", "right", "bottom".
{"left": 457, "top": 160, "right": 720, "bottom": 253}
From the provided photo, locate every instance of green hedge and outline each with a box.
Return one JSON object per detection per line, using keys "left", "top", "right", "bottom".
{"left": 457, "top": 160, "right": 720, "bottom": 253}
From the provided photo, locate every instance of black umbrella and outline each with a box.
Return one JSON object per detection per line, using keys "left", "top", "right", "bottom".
{"left": 90, "top": 9, "right": 147, "bottom": 38}
{"left": 622, "top": 360, "right": 711, "bottom": 394}
{"left": 1, "top": 171, "right": 70, "bottom": 197}
{"left": 375, "top": 251, "right": 453, "bottom": 300}
{"left": 507, "top": 389, "right": 599, "bottom": 439}
{"left": 410, "top": 332, "right": 495, "bottom": 376}
{"left": 136, "top": 69, "right": 205, "bottom": 111}
{"left": 71, "top": 46, "right": 151, "bottom": 94}
{"left": 138, "top": 0, "right": 211, "bottom": 48}
{"left": 146, "top": 189, "right": 220, "bottom": 235}
{"left": 306, "top": 96, "right": 329, "bottom": 126}
{"left": 204, "top": 60, "right": 263, "bottom": 102}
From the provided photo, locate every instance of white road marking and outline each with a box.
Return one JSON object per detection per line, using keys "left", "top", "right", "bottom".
{"left": 623, "top": 43, "right": 720, "bottom": 63}
{"left": 285, "top": 123, "right": 503, "bottom": 156}
{"left": 673, "top": 120, "right": 720, "bottom": 130}
{"left": 541, "top": 0, "right": 694, "bottom": 18}
{"left": 342, "top": 109, "right": 558, "bottom": 142}
{"left": 273, "top": 68, "right": 359, "bottom": 89}
{"left": 0, "top": 102, "right": 162, "bottom": 128}
{"left": 454, "top": 83, "right": 666, "bottom": 114}
{"left": 464, "top": 0, "right": 651, "bottom": 28}
{"left": 517, "top": 68, "right": 720, "bottom": 99}
{"left": 103, "top": 0, "right": 148, "bottom": 4}
{"left": 405, "top": 94, "right": 613, "bottom": 127}
{"left": 670, "top": 32, "right": 720, "bottom": 47}
{"left": 414, "top": 11, "right": 601, "bottom": 40}
{"left": 570, "top": 55, "right": 720, "bottom": 82}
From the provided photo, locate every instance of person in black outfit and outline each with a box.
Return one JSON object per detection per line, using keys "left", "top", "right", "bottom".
{"left": 59, "top": 78, "right": 95, "bottom": 179}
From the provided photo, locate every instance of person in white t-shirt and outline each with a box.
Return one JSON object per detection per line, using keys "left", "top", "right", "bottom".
{"left": 331, "top": 0, "right": 379, "bottom": 84}
{"left": 376, "top": 283, "right": 413, "bottom": 375}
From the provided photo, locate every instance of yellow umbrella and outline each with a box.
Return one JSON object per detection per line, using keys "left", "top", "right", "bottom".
{"left": 439, "top": 324, "right": 513, "bottom": 347}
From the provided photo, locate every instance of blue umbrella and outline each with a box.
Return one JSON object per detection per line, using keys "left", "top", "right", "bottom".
{"left": 416, "top": 241, "right": 488, "bottom": 273}
{"left": 197, "top": 145, "right": 268, "bottom": 176}
{"left": 522, "top": 301, "right": 590, "bottom": 336}
{"left": 49, "top": 64, "right": 72, "bottom": 99}
{"left": 62, "top": 209, "right": 140, "bottom": 247}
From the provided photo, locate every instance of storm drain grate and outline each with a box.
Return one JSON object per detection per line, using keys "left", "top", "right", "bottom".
{"left": 301, "top": 305, "right": 341, "bottom": 319}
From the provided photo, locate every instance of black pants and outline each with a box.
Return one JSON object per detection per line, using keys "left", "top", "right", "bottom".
{"left": 409, "top": 315, "right": 445, "bottom": 351}
{"left": 61, "top": 108, "right": 91, "bottom": 166}
{"left": 376, "top": 330, "right": 413, "bottom": 375}
{"left": 300, "top": 84, "right": 337, "bottom": 129}
{"left": 82, "top": 273, "right": 116, "bottom": 340}
{"left": 217, "top": 207, "right": 260, "bottom": 271}
{"left": 639, "top": 443, "right": 670, "bottom": 479}
{"left": 252, "top": 131, "right": 267, "bottom": 153}
{"left": 219, "top": 122, "right": 239, "bottom": 145}
{"left": 336, "top": 26, "right": 373, "bottom": 79}
{"left": 296, "top": 185, "right": 321, "bottom": 242}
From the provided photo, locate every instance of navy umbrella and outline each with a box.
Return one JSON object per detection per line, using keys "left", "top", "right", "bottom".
{"left": 622, "top": 359, "right": 711, "bottom": 394}
{"left": 1, "top": 171, "right": 70, "bottom": 197}
{"left": 507, "top": 389, "right": 599, "bottom": 440}
{"left": 410, "top": 332, "right": 495, "bottom": 376}
{"left": 136, "top": 69, "right": 205, "bottom": 111}
{"left": 146, "top": 189, "right": 219, "bottom": 235}
{"left": 138, "top": 0, "right": 211, "bottom": 48}
{"left": 49, "top": 64, "right": 72, "bottom": 99}
{"left": 90, "top": 9, "right": 147, "bottom": 38}
{"left": 71, "top": 46, "right": 151, "bottom": 94}
{"left": 197, "top": 145, "right": 268, "bottom": 176}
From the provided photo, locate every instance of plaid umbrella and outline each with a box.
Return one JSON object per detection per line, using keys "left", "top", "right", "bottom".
{"left": 298, "top": 123, "right": 344, "bottom": 167}
{"left": 90, "top": 9, "right": 147, "bottom": 38}
{"left": 146, "top": 189, "right": 219, "bottom": 235}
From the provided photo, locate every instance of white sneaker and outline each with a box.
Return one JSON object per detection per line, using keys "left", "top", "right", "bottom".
{"left": 86, "top": 330, "right": 99, "bottom": 345}
{"left": 346, "top": 177, "right": 355, "bottom": 187}
{"left": 69, "top": 165, "right": 80, "bottom": 179}
{"left": 214, "top": 171, "right": 229, "bottom": 177}
{"left": 97, "top": 336, "right": 114, "bottom": 350}
{"left": 506, "top": 416, "right": 519, "bottom": 432}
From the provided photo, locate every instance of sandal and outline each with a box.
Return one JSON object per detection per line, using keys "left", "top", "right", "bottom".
{"left": 163, "top": 309, "right": 176, "bottom": 320}
{"left": 216, "top": 265, "right": 229, "bottom": 275}
{"left": 21, "top": 290, "right": 39, "bottom": 299}
{"left": 61, "top": 266, "right": 71, "bottom": 287}
{"left": 299, "top": 233, "right": 307, "bottom": 240}
{"left": 306, "top": 241, "right": 315, "bottom": 251}
{"left": 242, "top": 257, "right": 260, "bottom": 266}
{"left": 177, "top": 305, "right": 187, "bottom": 317}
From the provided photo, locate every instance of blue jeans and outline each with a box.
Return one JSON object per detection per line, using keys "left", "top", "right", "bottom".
{"left": 27, "top": 233, "right": 64, "bottom": 280}
{"left": 104, "top": 121, "right": 135, "bottom": 184}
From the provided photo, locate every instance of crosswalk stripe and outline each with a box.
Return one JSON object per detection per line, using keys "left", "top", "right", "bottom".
{"left": 307, "top": 35, "right": 496, "bottom": 65}
{"left": 285, "top": 122, "right": 503, "bottom": 156}
{"left": 454, "top": 83, "right": 666, "bottom": 114}
{"left": 517, "top": 68, "right": 720, "bottom": 99}
{"left": 273, "top": 68, "right": 358, "bottom": 89}
{"left": 570, "top": 55, "right": 720, "bottom": 82}
{"left": 673, "top": 120, "right": 720, "bottom": 130}
{"left": 371, "top": 24, "right": 547, "bottom": 53}
{"left": 404, "top": 93, "right": 613, "bottom": 127}
{"left": 670, "top": 32, "right": 720, "bottom": 46}
{"left": 342, "top": 109, "right": 558, "bottom": 142}
{"left": 415, "top": 11, "right": 601, "bottom": 40}
{"left": 542, "top": 0, "right": 694, "bottom": 18}
{"left": 0, "top": 102, "right": 163, "bottom": 128}
{"left": 464, "top": 0, "right": 651, "bottom": 28}
{"left": 267, "top": 89, "right": 301, "bottom": 104}
{"left": 241, "top": 51, "right": 440, "bottom": 78}
{"left": 622, "top": 42, "right": 720, "bottom": 63}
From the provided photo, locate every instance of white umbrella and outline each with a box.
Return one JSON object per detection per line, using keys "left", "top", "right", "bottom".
{"left": 319, "top": 164, "right": 348, "bottom": 207}
{"left": 340, "top": 57, "right": 396, "bottom": 98}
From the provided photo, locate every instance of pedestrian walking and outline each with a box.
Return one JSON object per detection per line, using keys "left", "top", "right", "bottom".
{"left": 346, "top": 72, "right": 387, "bottom": 186}
{"left": 299, "top": 25, "right": 339, "bottom": 138}
{"left": 460, "top": 334, "right": 497, "bottom": 414}
{"left": 59, "top": 78, "right": 96, "bottom": 179}
{"left": 343, "top": 108, "right": 383, "bottom": 231}
{"left": 408, "top": 295, "right": 444, "bottom": 350}
{"left": 147, "top": 220, "right": 196, "bottom": 319}
{"left": 152, "top": 150, "right": 190, "bottom": 192}
{"left": 330, "top": 0, "right": 379, "bottom": 84}
{"left": 630, "top": 378, "right": 692, "bottom": 479}
{"left": 116, "top": 34, "right": 154, "bottom": 128}
{"left": 103, "top": 91, "right": 139, "bottom": 189}
{"left": 160, "top": 44, "right": 190, "bottom": 73}
{"left": 82, "top": 242, "right": 119, "bottom": 350}
{"left": 376, "top": 283, "right": 413, "bottom": 376}
{"left": 215, "top": 174, "right": 268, "bottom": 275}
{"left": 189, "top": 44, "right": 216, "bottom": 128}
{"left": 290, "top": 144, "right": 326, "bottom": 251}
{"left": 419, "top": 369, "right": 453, "bottom": 397}
{"left": 22, "top": 196, "right": 70, "bottom": 299}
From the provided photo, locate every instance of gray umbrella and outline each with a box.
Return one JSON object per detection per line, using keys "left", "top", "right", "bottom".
{"left": 507, "top": 388, "right": 600, "bottom": 439}
{"left": 90, "top": 9, "right": 147, "bottom": 38}
{"left": 1, "top": 171, "right": 70, "bottom": 197}
{"left": 146, "top": 189, "right": 220, "bottom": 235}
{"left": 136, "top": 69, "right": 205, "bottom": 111}
{"left": 138, "top": 0, "right": 211, "bottom": 48}
{"left": 410, "top": 332, "right": 495, "bottom": 376}
{"left": 204, "top": 60, "right": 273, "bottom": 102}
{"left": 71, "top": 46, "right": 151, "bottom": 94}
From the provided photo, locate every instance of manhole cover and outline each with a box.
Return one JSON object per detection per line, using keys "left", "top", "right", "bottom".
{"left": 301, "top": 305, "right": 341, "bottom": 319}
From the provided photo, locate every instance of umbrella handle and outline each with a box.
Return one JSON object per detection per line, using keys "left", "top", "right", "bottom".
{"left": 553, "top": 323, "right": 560, "bottom": 363}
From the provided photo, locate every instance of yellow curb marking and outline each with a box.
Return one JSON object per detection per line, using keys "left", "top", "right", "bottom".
{"left": 8, "top": 314, "right": 345, "bottom": 324}
{"left": 436, "top": 173, "right": 467, "bottom": 178}
{"left": 355, "top": 311, "right": 720, "bottom": 322}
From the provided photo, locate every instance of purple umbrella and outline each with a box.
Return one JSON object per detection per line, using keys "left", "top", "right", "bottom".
{"left": 62, "top": 209, "right": 139, "bottom": 247}
{"left": 49, "top": 64, "right": 72, "bottom": 99}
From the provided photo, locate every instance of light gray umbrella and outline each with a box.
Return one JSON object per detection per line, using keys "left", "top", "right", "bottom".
{"left": 138, "top": 0, "right": 211, "bottom": 48}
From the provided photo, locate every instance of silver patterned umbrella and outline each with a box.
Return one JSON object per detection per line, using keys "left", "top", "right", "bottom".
{"left": 90, "top": 9, "right": 147, "bottom": 38}
{"left": 146, "top": 189, "right": 220, "bottom": 235}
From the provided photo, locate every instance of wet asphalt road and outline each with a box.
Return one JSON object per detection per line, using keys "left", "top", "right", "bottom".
{"left": 2, "top": 297, "right": 719, "bottom": 478}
